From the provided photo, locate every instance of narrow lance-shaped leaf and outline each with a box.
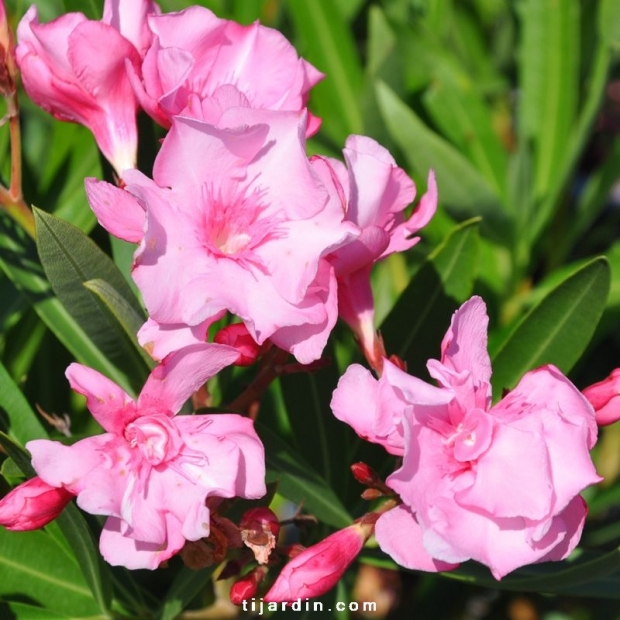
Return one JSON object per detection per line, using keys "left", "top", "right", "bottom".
{"left": 0, "top": 357, "right": 47, "bottom": 443}
{"left": 34, "top": 208, "right": 149, "bottom": 392}
{"left": 84, "top": 278, "right": 154, "bottom": 370}
{"left": 0, "top": 213, "right": 130, "bottom": 387}
{"left": 491, "top": 257, "right": 610, "bottom": 400}
{"left": 375, "top": 81, "right": 511, "bottom": 245}
{"left": 286, "top": 0, "right": 364, "bottom": 143}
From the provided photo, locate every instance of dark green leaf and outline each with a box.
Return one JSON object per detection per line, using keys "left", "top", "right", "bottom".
{"left": 491, "top": 257, "right": 610, "bottom": 399}
{"left": 381, "top": 219, "right": 480, "bottom": 379}
{"left": 0, "top": 358, "right": 47, "bottom": 443}
{"left": 156, "top": 566, "right": 216, "bottom": 620}
{"left": 34, "top": 208, "right": 149, "bottom": 392}
{"left": 83, "top": 279, "right": 153, "bottom": 370}
{"left": 0, "top": 213, "right": 129, "bottom": 388}
{"left": 257, "top": 423, "right": 351, "bottom": 529}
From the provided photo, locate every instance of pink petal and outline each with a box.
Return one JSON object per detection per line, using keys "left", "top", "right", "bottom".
{"left": 99, "top": 513, "right": 185, "bottom": 570}
{"left": 139, "top": 343, "right": 240, "bottom": 415}
{"left": 84, "top": 177, "right": 145, "bottom": 243}
{"left": 375, "top": 505, "right": 458, "bottom": 572}
{"left": 65, "top": 363, "right": 137, "bottom": 433}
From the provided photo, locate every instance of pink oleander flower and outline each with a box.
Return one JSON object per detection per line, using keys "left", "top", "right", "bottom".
{"left": 315, "top": 136, "right": 437, "bottom": 370}
{"left": 85, "top": 107, "right": 357, "bottom": 364}
{"left": 582, "top": 368, "right": 620, "bottom": 426}
{"left": 26, "top": 343, "right": 266, "bottom": 570}
{"left": 0, "top": 476, "right": 73, "bottom": 531}
{"left": 16, "top": 0, "right": 158, "bottom": 176}
{"left": 331, "top": 296, "right": 601, "bottom": 579}
{"left": 264, "top": 522, "right": 372, "bottom": 603}
{"left": 126, "top": 5, "right": 323, "bottom": 134}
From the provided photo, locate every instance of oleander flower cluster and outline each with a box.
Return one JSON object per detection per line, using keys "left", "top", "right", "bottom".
{"left": 0, "top": 0, "right": 609, "bottom": 608}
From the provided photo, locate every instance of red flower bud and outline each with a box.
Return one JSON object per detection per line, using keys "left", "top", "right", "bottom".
{"left": 214, "top": 323, "right": 261, "bottom": 366}
{"left": 230, "top": 566, "right": 268, "bottom": 605}
{"left": 583, "top": 368, "right": 620, "bottom": 426}
{"left": 264, "top": 522, "right": 372, "bottom": 603}
{"left": 0, "top": 477, "right": 73, "bottom": 531}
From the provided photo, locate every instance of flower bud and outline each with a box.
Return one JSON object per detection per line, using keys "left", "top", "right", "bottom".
{"left": 214, "top": 323, "right": 261, "bottom": 366}
{"left": 0, "top": 477, "right": 73, "bottom": 531}
{"left": 583, "top": 368, "right": 620, "bottom": 426}
{"left": 230, "top": 566, "right": 268, "bottom": 605}
{"left": 264, "top": 522, "right": 372, "bottom": 603}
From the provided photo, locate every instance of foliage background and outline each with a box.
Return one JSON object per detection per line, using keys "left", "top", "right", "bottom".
{"left": 2, "top": 0, "right": 620, "bottom": 618}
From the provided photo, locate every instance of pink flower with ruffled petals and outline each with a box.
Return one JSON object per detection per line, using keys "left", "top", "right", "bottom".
{"left": 126, "top": 5, "right": 323, "bottom": 134}
{"left": 16, "top": 1, "right": 158, "bottom": 175}
{"left": 0, "top": 476, "right": 73, "bottom": 531}
{"left": 86, "top": 108, "right": 357, "bottom": 364}
{"left": 331, "top": 296, "right": 601, "bottom": 579}
{"left": 26, "top": 343, "right": 266, "bottom": 570}
{"left": 317, "top": 136, "right": 437, "bottom": 369}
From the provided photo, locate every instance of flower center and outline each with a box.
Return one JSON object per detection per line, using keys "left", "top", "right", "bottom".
{"left": 445, "top": 408, "right": 493, "bottom": 463}
{"left": 124, "top": 414, "right": 183, "bottom": 466}
{"left": 201, "top": 183, "right": 280, "bottom": 263}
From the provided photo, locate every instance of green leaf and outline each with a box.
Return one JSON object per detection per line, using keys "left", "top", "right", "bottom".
{"left": 286, "top": 0, "right": 364, "bottom": 143}
{"left": 34, "top": 208, "right": 149, "bottom": 392}
{"left": 375, "top": 81, "right": 511, "bottom": 244}
{"left": 0, "top": 214, "right": 130, "bottom": 390}
{"left": 517, "top": 0, "right": 579, "bottom": 201}
{"left": 0, "top": 430, "right": 36, "bottom": 476}
{"left": 83, "top": 279, "right": 154, "bottom": 370}
{"left": 0, "top": 527, "right": 103, "bottom": 618}
{"left": 422, "top": 71, "right": 508, "bottom": 200}
{"left": 156, "top": 566, "right": 216, "bottom": 620}
{"left": 381, "top": 219, "right": 480, "bottom": 379}
{"left": 0, "top": 601, "right": 106, "bottom": 619}
{"left": 62, "top": 0, "right": 100, "bottom": 19}
{"left": 0, "top": 357, "right": 47, "bottom": 443}
{"left": 491, "top": 257, "right": 610, "bottom": 399}
{"left": 257, "top": 423, "right": 351, "bottom": 529}
{"left": 54, "top": 504, "right": 113, "bottom": 617}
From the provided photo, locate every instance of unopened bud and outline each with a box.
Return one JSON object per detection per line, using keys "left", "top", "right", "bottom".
{"left": 230, "top": 566, "right": 268, "bottom": 605}
{"left": 214, "top": 323, "right": 261, "bottom": 366}
{"left": 0, "top": 477, "right": 73, "bottom": 531}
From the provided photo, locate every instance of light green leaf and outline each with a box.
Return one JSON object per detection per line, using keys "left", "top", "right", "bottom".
{"left": 1, "top": 601, "right": 107, "bottom": 620}
{"left": 381, "top": 219, "right": 480, "bottom": 379}
{"left": 491, "top": 257, "right": 610, "bottom": 399}
{"left": 422, "top": 71, "right": 508, "bottom": 200}
{"left": 375, "top": 81, "right": 510, "bottom": 244}
{"left": 286, "top": 0, "right": 364, "bottom": 143}
{"left": 518, "top": 0, "right": 579, "bottom": 201}
{"left": 0, "top": 527, "right": 103, "bottom": 618}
